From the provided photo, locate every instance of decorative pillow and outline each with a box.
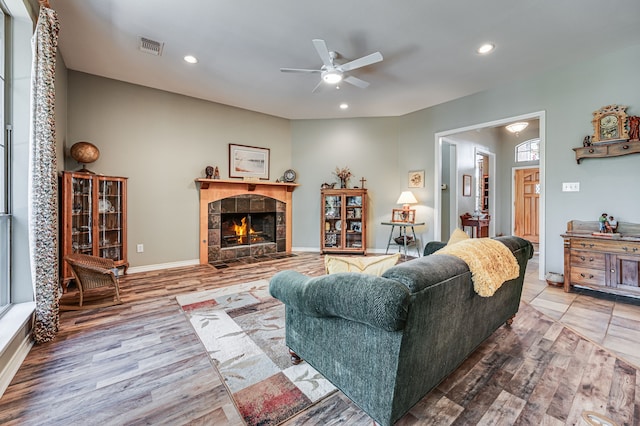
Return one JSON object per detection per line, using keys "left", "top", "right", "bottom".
{"left": 324, "top": 253, "right": 401, "bottom": 276}
{"left": 447, "top": 228, "right": 470, "bottom": 246}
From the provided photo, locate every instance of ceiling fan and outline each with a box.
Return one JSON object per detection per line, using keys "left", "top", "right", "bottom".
{"left": 280, "top": 39, "right": 383, "bottom": 92}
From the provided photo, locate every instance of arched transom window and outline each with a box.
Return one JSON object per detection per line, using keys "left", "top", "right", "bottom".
{"left": 515, "top": 138, "right": 540, "bottom": 162}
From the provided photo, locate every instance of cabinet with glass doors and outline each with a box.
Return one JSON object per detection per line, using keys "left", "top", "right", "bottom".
{"left": 60, "top": 171, "right": 128, "bottom": 289}
{"left": 321, "top": 188, "right": 367, "bottom": 254}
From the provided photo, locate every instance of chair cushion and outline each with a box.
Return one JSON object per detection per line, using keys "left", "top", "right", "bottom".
{"left": 325, "top": 253, "right": 401, "bottom": 276}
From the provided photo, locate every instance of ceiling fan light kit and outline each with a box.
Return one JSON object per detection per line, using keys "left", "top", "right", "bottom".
{"left": 281, "top": 39, "right": 383, "bottom": 92}
{"left": 322, "top": 70, "right": 343, "bottom": 84}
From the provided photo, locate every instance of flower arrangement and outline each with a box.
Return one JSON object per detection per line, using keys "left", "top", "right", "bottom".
{"left": 334, "top": 167, "right": 352, "bottom": 188}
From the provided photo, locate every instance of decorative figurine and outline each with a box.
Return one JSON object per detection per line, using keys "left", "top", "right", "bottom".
{"left": 599, "top": 213, "right": 608, "bottom": 232}
{"left": 582, "top": 136, "right": 591, "bottom": 147}
{"left": 629, "top": 116, "right": 640, "bottom": 141}
{"left": 320, "top": 182, "right": 336, "bottom": 189}
{"left": 205, "top": 166, "right": 214, "bottom": 179}
{"left": 608, "top": 216, "right": 618, "bottom": 233}
{"left": 213, "top": 166, "right": 220, "bottom": 179}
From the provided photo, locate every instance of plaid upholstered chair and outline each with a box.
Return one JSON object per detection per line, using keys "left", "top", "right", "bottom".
{"left": 63, "top": 254, "right": 122, "bottom": 308}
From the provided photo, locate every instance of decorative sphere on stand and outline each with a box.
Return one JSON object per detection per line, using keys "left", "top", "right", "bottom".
{"left": 70, "top": 141, "right": 100, "bottom": 172}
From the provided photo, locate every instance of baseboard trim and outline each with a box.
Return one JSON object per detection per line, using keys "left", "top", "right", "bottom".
{"left": 127, "top": 259, "right": 200, "bottom": 274}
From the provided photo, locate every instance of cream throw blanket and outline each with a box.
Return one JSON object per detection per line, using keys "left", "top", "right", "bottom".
{"left": 434, "top": 238, "right": 520, "bottom": 297}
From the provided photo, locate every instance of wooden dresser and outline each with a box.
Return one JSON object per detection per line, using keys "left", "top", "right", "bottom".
{"left": 562, "top": 220, "right": 640, "bottom": 296}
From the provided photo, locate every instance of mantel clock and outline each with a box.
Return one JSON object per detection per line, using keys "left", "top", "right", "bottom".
{"left": 592, "top": 104, "right": 629, "bottom": 143}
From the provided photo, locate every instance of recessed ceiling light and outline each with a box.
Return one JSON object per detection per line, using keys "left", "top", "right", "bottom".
{"left": 477, "top": 43, "right": 495, "bottom": 55}
{"left": 339, "top": 103, "right": 349, "bottom": 110}
{"left": 184, "top": 55, "right": 198, "bottom": 64}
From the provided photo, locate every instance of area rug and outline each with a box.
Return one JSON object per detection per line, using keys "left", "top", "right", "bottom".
{"left": 176, "top": 280, "right": 336, "bottom": 426}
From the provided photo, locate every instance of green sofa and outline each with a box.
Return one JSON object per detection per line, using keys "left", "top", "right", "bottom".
{"left": 269, "top": 236, "right": 533, "bottom": 425}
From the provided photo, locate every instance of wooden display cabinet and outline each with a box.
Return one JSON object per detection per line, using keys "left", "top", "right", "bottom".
{"left": 562, "top": 220, "right": 640, "bottom": 296}
{"left": 321, "top": 188, "right": 367, "bottom": 254}
{"left": 60, "top": 171, "right": 128, "bottom": 289}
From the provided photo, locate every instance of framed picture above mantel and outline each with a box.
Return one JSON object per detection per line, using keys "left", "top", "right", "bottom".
{"left": 229, "top": 144, "right": 270, "bottom": 180}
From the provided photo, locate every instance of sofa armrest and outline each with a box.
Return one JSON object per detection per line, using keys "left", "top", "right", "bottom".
{"left": 270, "top": 270, "right": 410, "bottom": 332}
{"left": 423, "top": 241, "right": 446, "bottom": 256}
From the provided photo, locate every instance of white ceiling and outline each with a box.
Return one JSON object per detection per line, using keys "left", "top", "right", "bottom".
{"left": 51, "top": 0, "right": 640, "bottom": 120}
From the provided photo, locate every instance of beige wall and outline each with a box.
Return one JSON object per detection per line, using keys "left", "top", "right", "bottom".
{"left": 66, "top": 71, "right": 291, "bottom": 267}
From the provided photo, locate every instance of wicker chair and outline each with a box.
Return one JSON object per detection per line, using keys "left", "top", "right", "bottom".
{"left": 63, "top": 254, "right": 122, "bottom": 308}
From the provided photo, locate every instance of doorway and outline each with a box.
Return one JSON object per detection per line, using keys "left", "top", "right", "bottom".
{"left": 434, "top": 111, "right": 546, "bottom": 280}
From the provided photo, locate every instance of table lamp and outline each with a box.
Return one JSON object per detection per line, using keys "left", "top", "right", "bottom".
{"left": 396, "top": 191, "right": 418, "bottom": 222}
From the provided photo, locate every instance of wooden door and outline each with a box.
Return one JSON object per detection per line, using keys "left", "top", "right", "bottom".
{"left": 514, "top": 168, "right": 539, "bottom": 243}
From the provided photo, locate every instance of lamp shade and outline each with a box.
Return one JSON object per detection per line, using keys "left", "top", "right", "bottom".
{"left": 396, "top": 191, "right": 418, "bottom": 205}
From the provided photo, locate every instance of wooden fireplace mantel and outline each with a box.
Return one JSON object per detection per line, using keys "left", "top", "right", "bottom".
{"left": 195, "top": 178, "right": 299, "bottom": 265}
{"left": 195, "top": 178, "right": 299, "bottom": 192}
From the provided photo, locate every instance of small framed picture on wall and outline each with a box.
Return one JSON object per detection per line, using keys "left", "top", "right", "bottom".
{"left": 408, "top": 170, "right": 424, "bottom": 188}
{"left": 462, "top": 174, "right": 472, "bottom": 197}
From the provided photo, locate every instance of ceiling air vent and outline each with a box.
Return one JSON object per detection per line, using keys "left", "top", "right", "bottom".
{"left": 138, "top": 36, "right": 164, "bottom": 56}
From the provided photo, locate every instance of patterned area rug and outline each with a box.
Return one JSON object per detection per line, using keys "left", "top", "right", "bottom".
{"left": 176, "top": 280, "right": 336, "bottom": 426}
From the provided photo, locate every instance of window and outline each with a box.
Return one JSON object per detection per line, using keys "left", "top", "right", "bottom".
{"left": 515, "top": 138, "right": 540, "bottom": 162}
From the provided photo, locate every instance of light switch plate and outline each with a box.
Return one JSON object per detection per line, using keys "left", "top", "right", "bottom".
{"left": 562, "top": 182, "right": 580, "bottom": 192}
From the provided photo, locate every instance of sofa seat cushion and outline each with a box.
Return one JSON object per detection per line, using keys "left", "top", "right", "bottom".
{"left": 325, "top": 253, "right": 401, "bottom": 276}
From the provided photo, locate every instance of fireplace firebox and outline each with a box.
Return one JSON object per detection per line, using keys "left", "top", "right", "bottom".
{"left": 221, "top": 213, "right": 275, "bottom": 247}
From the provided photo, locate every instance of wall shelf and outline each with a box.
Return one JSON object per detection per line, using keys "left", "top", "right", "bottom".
{"left": 573, "top": 140, "right": 640, "bottom": 164}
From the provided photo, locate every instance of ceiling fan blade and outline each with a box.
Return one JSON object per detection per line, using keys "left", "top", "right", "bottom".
{"left": 280, "top": 67, "right": 321, "bottom": 73}
{"left": 344, "top": 76, "right": 370, "bottom": 89}
{"left": 312, "top": 39, "right": 333, "bottom": 67}
{"left": 339, "top": 52, "right": 383, "bottom": 72}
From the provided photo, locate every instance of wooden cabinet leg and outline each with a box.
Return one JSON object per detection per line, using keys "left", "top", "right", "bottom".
{"left": 289, "top": 348, "right": 302, "bottom": 365}
{"left": 506, "top": 315, "right": 515, "bottom": 327}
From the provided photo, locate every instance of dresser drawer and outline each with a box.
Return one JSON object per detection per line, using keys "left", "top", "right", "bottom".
{"left": 570, "top": 250, "right": 606, "bottom": 269}
{"left": 571, "top": 239, "right": 640, "bottom": 254}
{"left": 570, "top": 267, "right": 606, "bottom": 286}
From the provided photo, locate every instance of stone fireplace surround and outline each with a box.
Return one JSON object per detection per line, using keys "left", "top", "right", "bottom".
{"left": 196, "top": 179, "right": 298, "bottom": 265}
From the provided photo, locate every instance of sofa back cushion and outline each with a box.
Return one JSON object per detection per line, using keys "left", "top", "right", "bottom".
{"left": 382, "top": 255, "right": 470, "bottom": 293}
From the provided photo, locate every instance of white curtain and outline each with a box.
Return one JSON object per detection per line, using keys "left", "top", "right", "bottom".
{"left": 28, "top": 5, "right": 60, "bottom": 343}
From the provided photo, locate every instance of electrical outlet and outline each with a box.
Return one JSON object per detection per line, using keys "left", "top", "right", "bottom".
{"left": 136, "top": 244, "right": 144, "bottom": 253}
{"left": 562, "top": 182, "right": 580, "bottom": 192}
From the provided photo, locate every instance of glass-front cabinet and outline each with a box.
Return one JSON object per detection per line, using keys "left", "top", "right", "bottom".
{"left": 61, "top": 171, "right": 128, "bottom": 289}
{"left": 321, "top": 188, "right": 367, "bottom": 254}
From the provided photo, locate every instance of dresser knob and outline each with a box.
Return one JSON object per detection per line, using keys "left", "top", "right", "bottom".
{"left": 611, "top": 269, "right": 615, "bottom": 273}
{"left": 623, "top": 145, "right": 629, "bottom": 149}
{"left": 589, "top": 149, "right": 595, "bottom": 153}
{"left": 580, "top": 256, "right": 585, "bottom": 261}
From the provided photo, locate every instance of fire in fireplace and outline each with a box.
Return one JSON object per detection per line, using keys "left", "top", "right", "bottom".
{"left": 221, "top": 212, "right": 275, "bottom": 248}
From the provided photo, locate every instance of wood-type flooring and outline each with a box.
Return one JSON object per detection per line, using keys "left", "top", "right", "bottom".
{"left": 1, "top": 252, "right": 639, "bottom": 425}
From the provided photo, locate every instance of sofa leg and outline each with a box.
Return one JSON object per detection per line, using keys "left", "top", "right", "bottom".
{"left": 506, "top": 314, "right": 515, "bottom": 327}
{"left": 289, "top": 348, "right": 302, "bottom": 365}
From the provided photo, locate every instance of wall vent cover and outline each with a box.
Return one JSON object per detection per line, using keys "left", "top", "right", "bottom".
{"left": 138, "top": 36, "right": 164, "bottom": 56}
